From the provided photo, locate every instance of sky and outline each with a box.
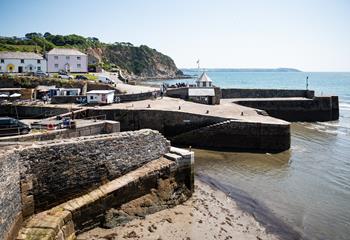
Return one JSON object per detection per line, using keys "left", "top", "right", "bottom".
{"left": 1, "top": 0, "right": 349, "bottom": 71}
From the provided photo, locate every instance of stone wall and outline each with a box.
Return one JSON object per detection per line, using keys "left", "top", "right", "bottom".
{"left": 171, "top": 120, "right": 290, "bottom": 152}
{"left": 116, "top": 91, "right": 160, "bottom": 102}
{"left": 166, "top": 87, "right": 221, "bottom": 105}
{"left": 0, "top": 104, "right": 71, "bottom": 119}
{"left": 17, "top": 148, "right": 194, "bottom": 239}
{"left": 87, "top": 109, "right": 290, "bottom": 152}
{"left": 87, "top": 108, "right": 228, "bottom": 136}
{"left": 51, "top": 95, "right": 87, "bottom": 104}
{"left": 0, "top": 150, "right": 22, "bottom": 240}
{"left": 235, "top": 96, "right": 339, "bottom": 122}
{"left": 18, "top": 130, "right": 170, "bottom": 212}
{"left": 0, "top": 120, "right": 120, "bottom": 143}
{"left": 221, "top": 88, "right": 315, "bottom": 99}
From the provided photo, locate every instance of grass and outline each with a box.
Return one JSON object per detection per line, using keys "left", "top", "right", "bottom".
{"left": 71, "top": 73, "right": 98, "bottom": 81}
{"left": 0, "top": 44, "right": 42, "bottom": 53}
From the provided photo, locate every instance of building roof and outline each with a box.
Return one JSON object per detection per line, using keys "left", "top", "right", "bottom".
{"left": 47, "top": 48, "right": 86, "bottom": 56}
{"left": 87, "top": 90, "right": 115, "bottom": 94}
{"left": 197, "top": 72, "right": 212, "bottom": 82}
{"left": 0, "top": 51, "right": 44, "bottom": 60}
{"left": 188, "top": 88, "right": 215, "bottom": 96}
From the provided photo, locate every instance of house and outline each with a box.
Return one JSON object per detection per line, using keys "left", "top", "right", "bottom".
{"left": 46, "top": 48, "right": 87, "bottom": 73}
{"left": 196, "top": 72, "right": 213, "bottom": 87}
{"left": 87, "top": 90, "right": 115, "bottom": 104}
{"left": 58, "top": 88, "right": 81, "bottom": 96}
{"left": 0, "top": 52, "right": 47, "bottom": 73}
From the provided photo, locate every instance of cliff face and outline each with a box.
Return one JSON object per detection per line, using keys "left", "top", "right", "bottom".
{"left": 87, "top": 44, "right": 183, "bottom": 80}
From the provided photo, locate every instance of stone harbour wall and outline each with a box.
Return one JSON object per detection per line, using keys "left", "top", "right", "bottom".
{"left": 221, "top": 88, "right": 315, "bottom": 99}
{"left": 17, "top": 150, "right": 194, "bottom": 239}
{"left": 235, "top": 96, "right": 339, "bottom": 122}
{"left": 0, "top": 150, "right": 22, "bottom": 240}
{"left": 18, "top": 129, "right": 170, "bottom": 212}
{"left": 171, "top": 119, "right": 291, "bottom": 152}
{"left": 0, "top": 104, "right": 71, "bottom": 119}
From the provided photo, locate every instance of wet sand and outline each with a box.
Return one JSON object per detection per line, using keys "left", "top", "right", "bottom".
{"left": 78, "top": 180, "right": 279, "bottom": 240}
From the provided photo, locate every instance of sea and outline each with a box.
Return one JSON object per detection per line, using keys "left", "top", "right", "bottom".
{"left": 146, "top": 70, "right": 350, "bottom": 240}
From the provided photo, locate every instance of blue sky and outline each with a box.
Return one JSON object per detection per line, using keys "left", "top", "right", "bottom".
{"left": 1, "top": 0, "right": 349, "bottom": 71}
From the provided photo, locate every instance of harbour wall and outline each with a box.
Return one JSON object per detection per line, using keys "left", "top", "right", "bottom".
{"left": 0, "top": 120, "right": 120, "bottom": 142}
{"left": 87, "top": 108, "right": 290, "bottom": 152}
{"left": 235, "top": 96, "right": 339, "bottom": 122}
{"left": 0, "top": 129, "right": 194, "bottom": 240}
{"left": 221, "top": 88, "right": 315, "bottom": 99}
{"left": 166, "top": 87, "right": 221, "bottom": 105}
{"left": 0, "top": 104, "right": 71, "bottom": 118}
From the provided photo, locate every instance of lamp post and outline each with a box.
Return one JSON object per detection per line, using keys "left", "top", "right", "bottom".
{"left": 306, "top": 76, "right": 309, "bottom": 90}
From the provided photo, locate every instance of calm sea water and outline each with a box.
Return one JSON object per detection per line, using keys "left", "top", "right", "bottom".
{"left": 147, "top": 71, "right": 350, "bottom": 240}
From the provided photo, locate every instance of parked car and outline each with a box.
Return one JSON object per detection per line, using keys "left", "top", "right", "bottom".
{"left": 75, "top": 75, "right": 88, "bottom": 80}
{"left": 58, "top": 74, "right": 74, "bottom": 80}
{"left": 34, "top": 71, "right": 49, "bottom": 77}
{"left": 0, "top": 117, "right": 31, "bottom": 137}
{"left": 98, "top": 76, "right": 114, "bottom": 84}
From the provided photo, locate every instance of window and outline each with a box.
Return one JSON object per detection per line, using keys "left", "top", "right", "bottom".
{"left": 77, "top": 64, "right": 81, "bottom": 68}
{"left": 38, "top": 66, "right": 41, "bottom": 71}
{"left": 29, "top": 66, "right": 33, "bottom": 71}
{"left": 54, "top": 64, "right": 59, "bottom": 68}
{"left": 21, "top": 59, "right": 24, "bottom": 63}
{"left": 37, "top": 59, "right": 41, "bottom": 64}
{"left": 54, "top": 56, "right": 58, "bottom": 60}
{"left": 66, "top": 56, "right": 70, "bottom": 60}
{"left": 77, "top": 56, "right": 81, "bottom": 60}
{"left": 0, "top": 59, "right": 4, "bottom": 63}
{"left": 90, "top": 96, "right": 94, "bottom": 100}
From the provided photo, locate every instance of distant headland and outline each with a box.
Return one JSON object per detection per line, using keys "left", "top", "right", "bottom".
{"left": 182, "top": 68, "right": 302, "bottom": 72}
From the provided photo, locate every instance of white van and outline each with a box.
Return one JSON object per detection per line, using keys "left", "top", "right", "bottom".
{"left": 98, "top": 76, "right": 114, "bottom": 84}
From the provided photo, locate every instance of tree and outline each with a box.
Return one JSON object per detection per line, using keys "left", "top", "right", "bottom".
{"left": 43, "top": 32, "right": 52, "bottom": 38}
{"left": 25, "top": 32, "right": 42, "bottom": 39}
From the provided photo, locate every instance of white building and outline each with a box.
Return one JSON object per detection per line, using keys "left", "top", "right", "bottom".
{"left": 196, "top": 72, "right": 213, "bottom": 87}
{"left": 0, "top": 52, "right": 47, "bottom": 73}
{"left": 46, "top": 48, "right": 87, "bottom": 73}
{"left": 87, "top": 90, "right": 115, "bottom": 104}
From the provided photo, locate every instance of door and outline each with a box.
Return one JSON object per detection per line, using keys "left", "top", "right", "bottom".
{"left": 18, "top": 66, "right": 23, "bottom": 73}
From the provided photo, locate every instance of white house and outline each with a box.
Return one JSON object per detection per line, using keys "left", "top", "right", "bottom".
{"left": 0, "top": 52, "right": 47, "bottom": 73}
{"left": 196, "top": 72, "right": 213, "bottom": 87}
{"left": 46, "top": 48, "right": 88, "bottom": 73}
{"left": 87, "top": 90, "right": 115, "bottom": 104}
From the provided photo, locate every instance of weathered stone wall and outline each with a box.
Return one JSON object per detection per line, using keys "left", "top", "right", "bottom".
{"left": 0, "top": 120, "right": 120, "bottom": 143}
{"left": 116, "top": 91, "right": 160, "bottom": 102}
{"left": 0, "top": 150, "right": 22, "bottom": 240}
{"left": 171, "top": 120, "right": 290, "bottom": 152}
{"left": 166, "top": 87, "right": 221, "bottom": 105}
{"left": 221, "top": 88, "right": 315, "bottom": 99}
{"left": 51, "top": 95, "right": 87, "bottom": 104}
{"left": 87, "top": 108, "right": 228, "bottom": 136}
{"left": 19, "top": 129, "right": 170, "bottom": 212}
{"left": 235, "top": 96, "right": 339, "bottom": 122}
{"left": 87, "top": 109, "right": 290, "bottom": 152}
{"left": 17, "top": 148, "right": 194, "bottom": 239}
{"left": 0, "top": 104, "right": 71, "bottom": 119}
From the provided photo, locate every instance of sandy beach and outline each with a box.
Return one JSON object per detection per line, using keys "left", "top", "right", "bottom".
{"left": 78, "top": 180, "right": 279, "bottom": 240}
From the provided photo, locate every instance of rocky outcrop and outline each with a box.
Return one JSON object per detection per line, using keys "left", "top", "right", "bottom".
{"left": 88, "top": 44, "right": 184, "bottom": 80}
